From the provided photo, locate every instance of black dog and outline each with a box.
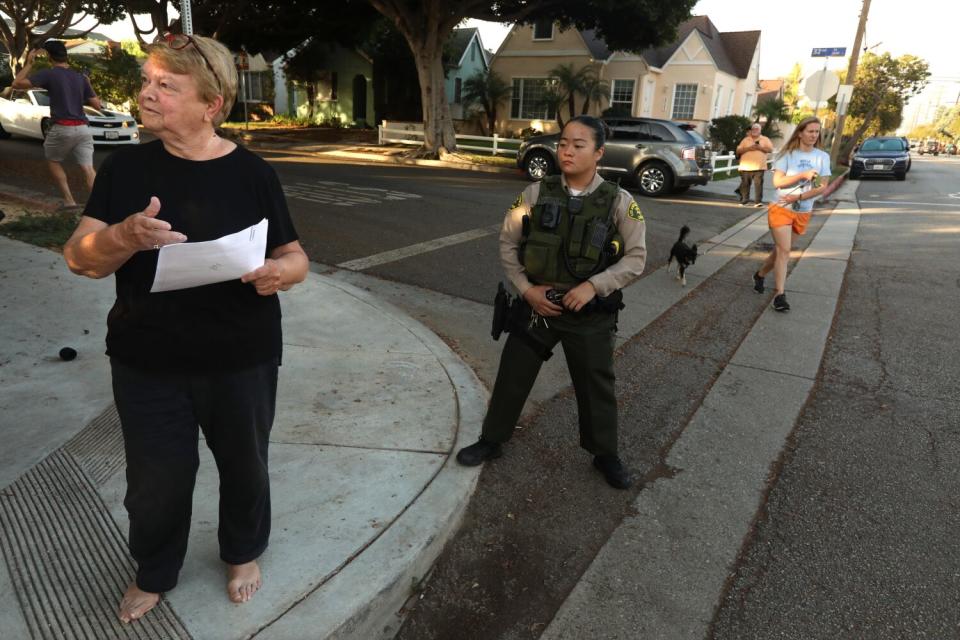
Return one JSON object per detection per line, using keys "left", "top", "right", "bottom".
{"left": 667, "top": 225, "right": 697, "bottom": 286}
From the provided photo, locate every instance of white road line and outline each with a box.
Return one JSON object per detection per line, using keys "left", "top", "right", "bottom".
{"left": 337, "top": 225, "right": 500, "bottom": 271}
{"left": 863, "top": 200, "right": 960, "bottom": 208}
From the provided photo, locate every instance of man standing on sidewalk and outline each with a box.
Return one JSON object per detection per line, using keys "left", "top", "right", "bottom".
{"left": 12, "top": 40, "right": 100, "bottom": 208}
{"left": 735, "top": 123, "right": 774, "bottom": 207}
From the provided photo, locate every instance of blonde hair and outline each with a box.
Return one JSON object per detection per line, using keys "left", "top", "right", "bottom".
{"left": 780, "top": 116, "right": 822, "bottom": 157}
{"left": 147, "top": 35, "right": 237, "bottom": 126}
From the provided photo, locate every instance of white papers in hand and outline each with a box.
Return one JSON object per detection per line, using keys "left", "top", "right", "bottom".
{"left": 150, "top": 218, "right": 268, "bottom": 293}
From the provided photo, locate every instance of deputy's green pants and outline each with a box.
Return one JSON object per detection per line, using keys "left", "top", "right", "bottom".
{"left": 481, "top": 308, "right": 619, "bottom": 456}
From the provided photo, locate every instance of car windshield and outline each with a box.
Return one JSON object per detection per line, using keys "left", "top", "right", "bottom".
{"left": 860, "top": 139, "right": 903, "bottom": 152}
{"left": 683, "top": 129, "right": 706, "bottom": 144}
{"left": 31, "top": 90, "right": 50, "bottom": 107}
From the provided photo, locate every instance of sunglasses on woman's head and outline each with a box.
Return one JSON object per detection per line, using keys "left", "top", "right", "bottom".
{"left": 156, "top": 32, "right": 223, "bottom": 95}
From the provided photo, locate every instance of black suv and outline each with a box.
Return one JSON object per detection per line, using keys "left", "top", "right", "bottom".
{"left": 850, "top": 136, "right": 911, "bottom": 180}
{"left": 516, "top": 117, "right": 713, "bottom": 197}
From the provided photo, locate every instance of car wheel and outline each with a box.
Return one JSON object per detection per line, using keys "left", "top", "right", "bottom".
{"left": 523, "top": 150, "right": 554, "bottom": 181}
{"left": 635, "top": 161, "right": 673, "bottom": 197}
{"left": 41, "top": 118, "right": 51, "bottom": 139}
{"left": 895, "top": 171, "right": 906, "bottom": 181}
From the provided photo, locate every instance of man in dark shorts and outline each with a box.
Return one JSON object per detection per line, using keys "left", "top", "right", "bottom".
{"left": 12, "top": 40, "right": 101, "bottom": 208}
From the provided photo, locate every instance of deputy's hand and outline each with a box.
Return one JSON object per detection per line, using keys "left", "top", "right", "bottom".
{"left": 119, "top": 196, "right": 187, "bottom": 251}
{"left": 562, "top": 281, "right": 597, "bottom": 312}
{"left": 523, "top": 285, "right": 563, "bottom": 317}
{"left": 241, "top": 259, "right": 285, "bottom": 296}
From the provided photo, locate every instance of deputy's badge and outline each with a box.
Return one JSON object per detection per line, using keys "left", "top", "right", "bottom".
{"left": 509, "top": 193, "right": 524, "bottom": 210}
{"left": 627, "top": 200, "right": 644, "bottom": 221}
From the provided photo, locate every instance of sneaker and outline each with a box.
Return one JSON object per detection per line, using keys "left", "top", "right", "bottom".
{"left": 456, "top": 439, "right": 503, "bottom": 466}
{"left": 753, "top": 271, "right": 765, "bottom": 294}
{"left": 773, "top": 294, "right": 790, "bottom": 312}
{"left": 753, "top": 201, "right": 765, "bottom": 207}
{"left": 738, "top": 201, "right": 750, "bottom": 207}
{"left": 593, "top": 455, "right": 632, "bottom": 489}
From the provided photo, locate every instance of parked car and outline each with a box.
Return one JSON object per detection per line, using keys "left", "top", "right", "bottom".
{"left": 516, "top": 117, "right": 713, "bottom": 197}
{"left": 0, "top": 88, "right": 139, "bottom": 145}
{"left": 850, "top": 136, "right": 911, "bottom": 180}
{"left": 917, "top": 139, "right": 940, "bottom": 156}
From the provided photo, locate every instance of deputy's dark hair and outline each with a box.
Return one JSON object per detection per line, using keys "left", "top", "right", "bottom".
{"left": 564, "top": 115, "right": 606, "bottom": 149}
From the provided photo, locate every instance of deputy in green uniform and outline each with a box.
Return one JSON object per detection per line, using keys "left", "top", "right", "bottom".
{"left": 457, "top": 115, "right": 647, "bottom": 489}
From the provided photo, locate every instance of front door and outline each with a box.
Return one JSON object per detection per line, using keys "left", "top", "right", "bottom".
{"left": 641, "top": 78, "right": 655, "bottom": 117}
{"left": 352, "top": 75, "right": 367, "bottom": 124}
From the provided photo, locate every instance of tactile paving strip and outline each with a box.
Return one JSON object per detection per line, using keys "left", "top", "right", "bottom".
{"left": 65, "top": 404, "right": 126, "bottom": 487}
{"left": 0, "top": 411, "right": 191, "bottom": 639}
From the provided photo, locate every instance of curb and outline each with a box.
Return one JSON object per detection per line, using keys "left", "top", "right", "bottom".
{"left": 0, "top": 184, "right": 61, "bottom": 212}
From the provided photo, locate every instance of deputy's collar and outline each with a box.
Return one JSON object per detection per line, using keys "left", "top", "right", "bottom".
{"left": 560, "top": 171, "right": 604, "bottom": 195}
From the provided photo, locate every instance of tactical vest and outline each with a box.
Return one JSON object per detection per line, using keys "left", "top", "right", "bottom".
{"left": 521, "top": 176, "right": 624, "bottom": 285}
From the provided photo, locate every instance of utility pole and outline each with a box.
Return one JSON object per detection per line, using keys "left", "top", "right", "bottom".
{"left": 830, "top": 0, "right": 872, "bottom": 166}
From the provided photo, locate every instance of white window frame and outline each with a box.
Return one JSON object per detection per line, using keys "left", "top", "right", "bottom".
{"left": 239, "top": 71, "right": 267, "bottom": 103}
{"left": 511, "top": 76, "right": 557, "bottom": 120}
{"left": 743, "top": 93, "right": 753, "bottom": 116}
{"left": 727, "top": 90, "right": 735, "bottom": 116}
{"left": 532, "top": 19, "right": 554, "bottom": 41}
{"left": 671, "top": 83, "right": 698, "bottom": 120}
{"left": 712, "top": 85, "right": 723, "bottom": 119}
{"left": 610, "top": 79, "right": 636, "bottom": 115}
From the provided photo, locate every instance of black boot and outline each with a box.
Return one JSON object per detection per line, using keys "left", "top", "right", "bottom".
{"left": 593, "top": 455, "right": 632, "bottom": 489}
{"left": 456, "top": 439, "right": 503, "bottom": 466}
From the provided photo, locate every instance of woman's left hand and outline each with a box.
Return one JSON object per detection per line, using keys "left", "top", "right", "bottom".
{"left": 241, "top": 259, "right": 284, "bottom": 296}
{"left": 562, "top": 281, "right": 597, "bottom": 312}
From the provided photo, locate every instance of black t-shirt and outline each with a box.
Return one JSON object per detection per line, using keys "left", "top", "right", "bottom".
{"left": 85, "top": 140, "right": 299, "bottom": 373}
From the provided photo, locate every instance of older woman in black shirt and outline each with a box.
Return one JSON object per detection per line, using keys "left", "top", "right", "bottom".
{"left": 63, "top": 33, "right": 308, "bottom": 623}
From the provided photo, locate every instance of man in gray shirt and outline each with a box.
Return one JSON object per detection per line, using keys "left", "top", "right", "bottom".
{"left": 12, "top": 40, "right": 101, "bottom": 208}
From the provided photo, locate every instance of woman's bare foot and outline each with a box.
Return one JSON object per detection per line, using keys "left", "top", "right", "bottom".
{"left": 226, "top": 560, "right": 262, "bottom": 603}
{"left": 118, "top": 584, "right": 160, "bottom": 623}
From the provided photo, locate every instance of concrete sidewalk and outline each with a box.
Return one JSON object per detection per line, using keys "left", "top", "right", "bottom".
{"left": 0, "top": 235, "right": 486, "bottom": 639}
{"left": 541, "top": 178, "right": 860, "bottom": 639}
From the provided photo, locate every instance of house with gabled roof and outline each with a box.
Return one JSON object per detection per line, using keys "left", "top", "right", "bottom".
{"left": 489, "top": 15, "right": 761, "bottom": 136}
{"left": 444, "top": 27, "right": 491, "bottom": 120}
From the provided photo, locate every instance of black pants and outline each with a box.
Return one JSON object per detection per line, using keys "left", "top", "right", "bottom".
{"left": 111, "top": 358, "right": 278, "bottom": 593}
{"left": 738, "top": 170, "right": 764, "bottom": 203}
{"left": 481, "top": 309, "right": 619, "bottom": 457}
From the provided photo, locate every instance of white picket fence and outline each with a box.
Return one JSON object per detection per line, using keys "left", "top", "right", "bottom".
{"left": 710, "top": 153, "right": 776, "bottom": 177}
{"left": 378, "top": 124, "right": 520, "bottom": 157}
{"left": 377, "top": 124, "right": 773, "bottom": 177}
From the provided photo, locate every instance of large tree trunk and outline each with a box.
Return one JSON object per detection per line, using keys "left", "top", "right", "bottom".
{"left": 369, "top": 0, "right": 458, "bottom": 157}
{"left": 411, "top": 41, "right": 457, "bottom": 156}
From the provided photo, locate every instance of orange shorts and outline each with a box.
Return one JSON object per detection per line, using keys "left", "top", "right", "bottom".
{"left": 767, "top": 203, "right": 811, "bottom": 235}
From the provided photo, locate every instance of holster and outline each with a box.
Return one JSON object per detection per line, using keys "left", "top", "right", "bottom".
{"left": 490, "top": 282, "right": 553, "bottom": 361}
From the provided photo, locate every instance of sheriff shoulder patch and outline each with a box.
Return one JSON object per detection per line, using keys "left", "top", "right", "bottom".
{"left": 627, "top": 200, "right": 644, "bottom": 221}
{"left": 510, "top": 193, "right": 524, "bottom": 210}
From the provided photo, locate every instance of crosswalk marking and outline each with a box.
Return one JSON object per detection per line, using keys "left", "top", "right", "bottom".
{"left": 337, "top": 225, "right": 501, "bottom": 271}
{"left": 283, "top": 180, "right": 423, "bottom": 207}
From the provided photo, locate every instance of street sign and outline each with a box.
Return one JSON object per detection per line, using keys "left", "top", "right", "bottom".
{"left": 803, "top": 69, "right": 841, "bottom": 104}
{"left": 835, "top": 84, "right": 854, "bottom": 116}
{"left": 812, "top": 47, "right": 847, "bottom": 57}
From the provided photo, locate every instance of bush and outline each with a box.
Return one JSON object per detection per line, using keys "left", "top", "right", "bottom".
{"left": 601, "top": 105, "right": 631, "bottom": 118}
{"left": 708, "top": 115, "right": 753, "bottom": 154}
{"left": 518, "top": 126, "right": 543, "bottom": 139}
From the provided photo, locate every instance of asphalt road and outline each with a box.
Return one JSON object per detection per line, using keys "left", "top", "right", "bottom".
{"left": 711, "top": 154, "right": 960, "bottom": 638}
{"left": 0, "top": 134, "right": 756, "bottom": 304}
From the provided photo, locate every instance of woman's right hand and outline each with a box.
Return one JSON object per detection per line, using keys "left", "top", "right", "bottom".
{"left": 523, "top": 285, "right": 563, "bottom": 317}
{"left": 802, "top": 169, "right": 819, "bottom": 182}
{"left": 120, "top": 197, "right": 187, "bottom": 251}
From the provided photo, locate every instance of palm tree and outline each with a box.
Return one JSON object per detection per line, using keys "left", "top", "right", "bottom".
{"left": 462, "top": 70, "right": 512, "bottom": 135}
{"left": 753, "top": 98, "right": 790, "bottom": 139}
{"left": 579, "top": 70, "right": 610, "bottom": 115}
{"left": 540, "top": 84, "right": 567, "bottom": 129}
{"left": 549, "top": 63, "right": 589, "bottom": 123}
